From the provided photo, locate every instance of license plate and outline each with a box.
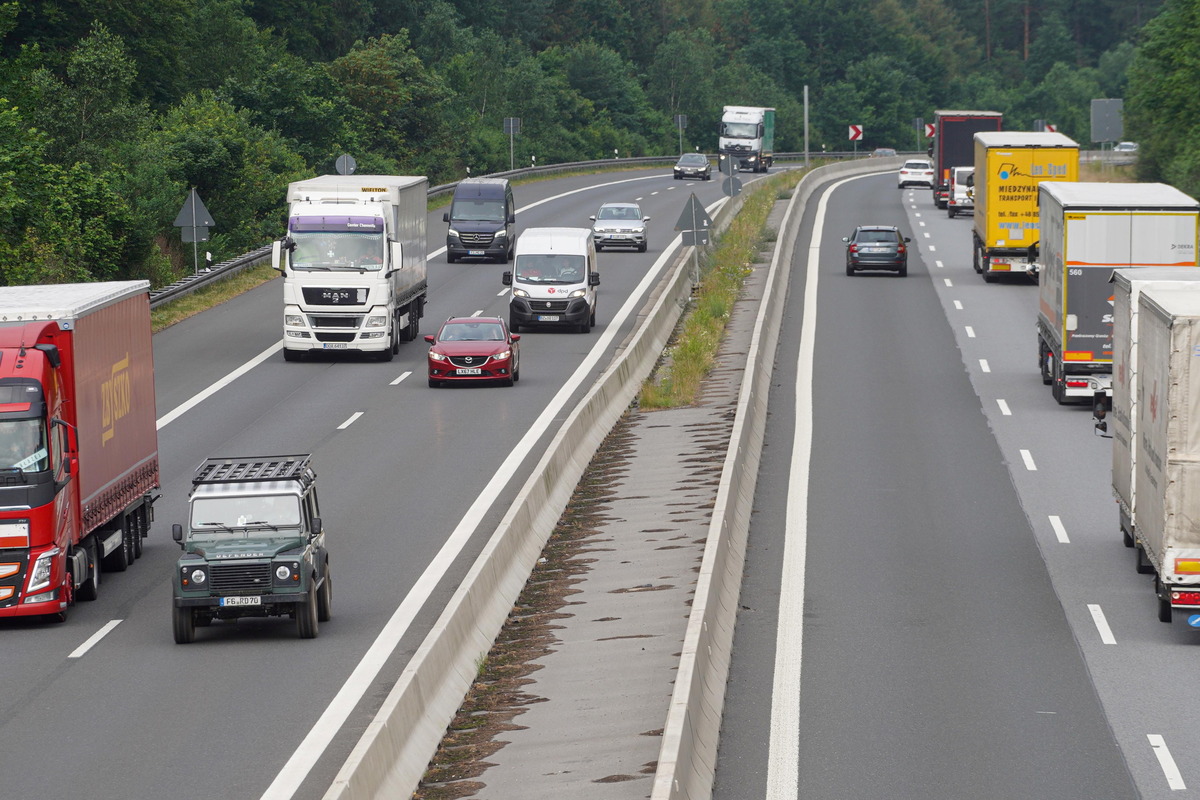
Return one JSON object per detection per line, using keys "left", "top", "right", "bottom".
{"left": 468, "top": 249, "right": 485, "bottom": 256}
{"left": 323, "top": 342, "right": 348, "bottom": 349}
{"left": 612, "top": 234, "right": 628, "bottom": 239}
{"left": 863, "top": 247, "right": 887, "bottom": 253}
{"left": 221, "top": 596, "right": 261, "bottom": 607}
{"left": 456, "top": 368, "right": 482, "bottom": 375}
{"left": 536, "top": 315, "right": 560, "bottom": 322}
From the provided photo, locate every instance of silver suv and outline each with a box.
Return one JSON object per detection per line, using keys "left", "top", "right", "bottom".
{"left": 590, "top": 202, "right": 650, "bottom": 252}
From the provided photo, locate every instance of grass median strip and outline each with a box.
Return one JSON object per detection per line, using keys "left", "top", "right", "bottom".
{"left": 639, "top": 170, "right": 798, "bottom": 408}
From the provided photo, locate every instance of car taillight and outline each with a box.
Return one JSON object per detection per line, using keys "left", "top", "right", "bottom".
{"left": 848, "top": 244, "right": 858, "bottom": 252}
{"left": 897, "top": 244, "right": 906, "bottom": 253}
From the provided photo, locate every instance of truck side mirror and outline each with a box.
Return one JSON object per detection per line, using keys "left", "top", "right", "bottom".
{"left": 272, "top": 240, "right": 285, "bottom": 274}
{"left": 501, "top": 271, "right": 513, "bottom": 286}
{"left": 172, "top": 523, "right": 183, "bottom": 544}
{"left": 589, "top": 272, "right": 600, "bottom": 287}
{"left": 442, "top": 211, "right": 450, "bottom": 223}
{"left": 311, "top": 517, "right": 322, "bottom": 535}
{"left": 508, "top": 213, "right": 516, "bottom": 224}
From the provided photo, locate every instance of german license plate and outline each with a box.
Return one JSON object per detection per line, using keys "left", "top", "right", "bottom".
{"left": 323, "top": 342, "right": 348, "bottom": 349}
{"left": 456, "top": 368, "right": 482, "bottom": 375}
{"left": 221, "top": 596, "right": 261, "bottom": 607}
{"left": 468, "top": 250, "right": 485, "bottom": 256}
{"left": 864, "top": 247, "right": 886, "bottom": 253}
{"left": 536, "top": 315, "right": 560, "bottom": 322}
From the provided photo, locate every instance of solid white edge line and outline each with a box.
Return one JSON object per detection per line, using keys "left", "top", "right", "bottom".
{"left": 767, "top": 173, "right": 868, "bottom": 800}
{"left": 69, "top": 619, "right": 122, "bottom": 659}
{"left": 1088, "top": 604, "right": 1117, "bottom": 644}
{"left": 996, "top": 398, "right": 1011, "bottom": 416}
{"left": 337, "top": 412, "right": 364, "bottom": 430}
{"left": 259, "top": 194, "right": 730, "bottom": 800}
{"left": 1049, "top": 515, "right": 1070, "bottom": 543}
{"left": 1148, "top": 734, "right": 1187, "bottom": 790}
{"left": 390, "top": 371, "right": 412, "bottom": 386}
{"left": 1020, "top": 449, "right": 1037, "bottom": 471}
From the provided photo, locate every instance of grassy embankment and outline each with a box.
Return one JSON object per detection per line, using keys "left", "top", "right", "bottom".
{"left": 638, "top": 169, "right": 800, "bottom": 408}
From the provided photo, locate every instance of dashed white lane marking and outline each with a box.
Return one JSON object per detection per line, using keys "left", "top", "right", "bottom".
{"left": 1020, "top": 449, "right": 1037, "bottom": 471}
{"left": 944, "top": 278, "right": 953, "bottom": 287}
{"left": 935, "top": 260, "right": 944, "bottom": 269}
{"left": 953, "top": 300, "right": 963, "bottom": 310}
{"left": 497, "top": 288, "right": 510, "bottom": 296}
{"left": 1049, "top": 515, "right": 1070, "bottom": 543}
{"left": 919, "top": 221, "right": 926, "bottom": 227}
{"left": 965, "top": 326, "right": 976, "bottom": 338}
{"left": 338, "top": 412, "right": 364, "bottom": 430}
{"left": 997, "top": 399, "right": 1011, "bottom": 416}
{"left": 1088, "top": 604, "right": 1117, "bottom": 644}
{"left": 979, "top": 359, "right": 990, "bottom": 372}
{"left": 389, "top": 371, "right": 412, "bottom": 386}
{"left": 923, "top": 232, "right": 931, "bottom": 238}
{"left": 929, "top": 245, "right": 936, "bottom": 251}
{"left": 1148, "top": 734, "right": 1187, "bottom": 790}
{"left": 471, "top": 309, "right": 484, "bottom": 317}
{"left": 69, "top": 619, "right": 122, "bottom": 659}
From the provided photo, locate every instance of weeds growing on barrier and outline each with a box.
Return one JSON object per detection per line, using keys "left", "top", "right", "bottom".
{"left": 638, "top": 171, "right": 798, "bottom": 408}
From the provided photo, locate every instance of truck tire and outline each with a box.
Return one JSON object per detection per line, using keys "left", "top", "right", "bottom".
{"left": 133, "top": 506, "right": 146, "bottom": 559}
{"left": 102, "top": 527, "right": 129, "bottom": 573}
{"left": 1050, "top": 361, "right": 1068, "bottom": 405}
{"left": 297, "top": 583, "right": 319, "bottom": 639}
{"left": 283, "top": 348, "right": 301, "bottom": 362}
{"left": 1039, "top": 342, "right": 1053, "bottom": 385}
{"left": 972, "top": 243, "right": 984, "bottom": 274}
{"left": 172, "top": 605, "right": 195, "bottom": 644}
{"left": 509, "top": 316, "right": 520, "bottom": 334}
{"left": 77, "top": 537, "right": 100, "bottom": 602}
{"left": 1158, "top": 592, "right": 1173, "bottom": 624}
{"left": 1136, "top": 544, "right": 1155, "bottom": 575}
{"left": 447, "top": 251, "right": 458, "bottom": 264}
{"left": 948, "top": 207, "right": 957, "bottom": 219}
{"left": 317, "top": 563, "right": 332, "bottom": 623}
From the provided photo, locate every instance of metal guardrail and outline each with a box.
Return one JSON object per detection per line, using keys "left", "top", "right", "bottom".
{"left": 147, "top": 151, "right": 869, "bottom": 310}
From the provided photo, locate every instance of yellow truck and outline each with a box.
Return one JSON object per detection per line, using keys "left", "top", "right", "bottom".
{"left": 972, "top": 132, "right": 1079, "bottom": 282}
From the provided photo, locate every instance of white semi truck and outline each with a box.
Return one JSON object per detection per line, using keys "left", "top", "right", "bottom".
{"left": 1129, "top": 287, "right": 1200, "bottom": 624}
{"left": 1035, "top": 182, "right": 1200, "bottom": 409}
{"left": 1106, "top": 269, "right": 1200, "bottom": 568}
{"left": 273, "top": 175, "right": 428, "bottom": 362}
{"left": 718, "top": 106, "right": 774, "bottom": 173}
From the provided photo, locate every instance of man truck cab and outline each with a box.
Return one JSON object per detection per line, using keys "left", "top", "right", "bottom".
{"left": 502, "top": 227, "right": 599, "bottom": 333}
{"left": 444, "top": 178, "right": 516, "bottom": 263}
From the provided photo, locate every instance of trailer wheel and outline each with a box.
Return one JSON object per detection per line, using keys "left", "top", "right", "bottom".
{"left": 133, "top": 506, "right": 146, "bottom": 559}
{"left": 1040, "top": 345, "right": 1053, "bottom": 386}
{"left": 283, "top": 348, "right": 301, "bottom": 362}
{"left": 297, "top": 583, "right": 319, "bottom": 639}
{"left": 1136, "top": 544, "right": 1155, "bottom": 575}
{"left": 172, "top": 605, "right": 195, "bottom": 644}
{"left": 76, "top": 538, "right": 100, "bottom": 602}
{"left": 102, "top": 528, "right": 129, "bottom": 572}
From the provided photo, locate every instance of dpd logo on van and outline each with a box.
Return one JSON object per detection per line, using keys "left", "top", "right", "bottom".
{"left": 547, "top": 287, "right": 556, "bottom": 293}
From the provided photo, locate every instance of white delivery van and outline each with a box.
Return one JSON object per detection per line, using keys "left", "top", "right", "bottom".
{"left": 947, "top": 166, "right": 974, "bottom": 218}
{"left": 502, "top": 227, "right": 599, "bottom": 333}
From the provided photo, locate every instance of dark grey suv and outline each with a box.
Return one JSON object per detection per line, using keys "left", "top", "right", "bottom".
{"left": 843, "top": 226, "right": 911, "bottom": 277}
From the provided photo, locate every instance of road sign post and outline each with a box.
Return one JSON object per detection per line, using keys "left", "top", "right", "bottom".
{"left": 173, "top": 188, "right": 216, "bottom": 275}
{"left": 504, "top": 117, "right": 521, "bottom": 171}
{"left": 675, "top": 194, "right": 714, "bottom": 290}
{"left": 849, "top": 124, "right": 863, "bottom": 156}
{"left": 675, "top": 114, "right": 688, "bottom": 156}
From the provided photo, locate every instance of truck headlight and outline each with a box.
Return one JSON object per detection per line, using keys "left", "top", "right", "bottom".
{"left": 494, "top": 229, "right": 507, "bottom": 238}
{"left": 365, "top": 315, "right": 387, "bottom": 328}
{"left": 27, "top": 547, "right": 59, "bottom": 593}
{"left": 447, "top": 228, "right": 461, "bottom": 239}
{"left": 512, "top": 288, "right": 530, "bottom": 298}
{"left": 285, "top": 314, "right": 305, "bottom": 327}
{"left": 568, "top": 289, "right": 587, "bottom": 298}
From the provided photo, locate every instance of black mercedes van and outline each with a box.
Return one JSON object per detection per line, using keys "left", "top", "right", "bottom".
{"left": 443, "top": 178, "right": 516, "bottom": 263}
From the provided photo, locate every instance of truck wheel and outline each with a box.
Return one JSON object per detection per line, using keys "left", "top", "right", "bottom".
{"left": 1136, "top": 544, "right": 1155, "bottom": 575}
{"left": 509, "top": 316, "right": 520, "bottom": 334}
{"left": 77, "top": 538, "right": 100, "bottom": 602}
{"left": 172, "top": 605, "right": 196, "bottom": 644}
{"left": 283, "top": 348, "right": 301, "bottom": 362}
{"left": 102, "top": 528, "right": 129, "bottom": 573}
{"left": 578, "top": 315, "right": 591, "bottom": 334}
{"left": 317, "top": 563, "right": 332, "bottom": 623}
{"left": 1039, "top": 342, "right": 1052, "bottom": 385}
{"left": 1157, "top": 582, "right": 1173, "bottom": 623}
{"left": 948, "top": 208, "right": 956, "bottom": 218}
{"left": 297, "top": 583, "right": 319, "bottom": 639}
{"left": 133, "top": 506, "right": 146, "bottom": 559}
{"left": 447, "top": 252, "right": 458, "bottom": 264}
{"left": 1050, "top": 362, "right": 1068, "bottom": 405}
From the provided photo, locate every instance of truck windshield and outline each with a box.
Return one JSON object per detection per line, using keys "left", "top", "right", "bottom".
{"left": 191, "top": 495, "right": 301, "bottom": 531}
{"left": 0, "top": 419, "right": 48, "bottom": 472}
{"left": 450, "top": 199, "right": 505, "bottom": 223}
{"left": 515, "top": 254, "right": 586, "bottom": 284}
{"left": 721, "top": 122, "right": 759, "bottom": 139}
{"left": 289, "top": 231, "right": 385, "bottom": 272}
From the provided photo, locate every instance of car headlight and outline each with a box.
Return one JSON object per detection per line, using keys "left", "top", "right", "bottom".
{"left": 273, "top": 561, "right": 300, "bottom": 586}
{"left": 275, "top": 565, "right": 292, "bottom": 580}
{"left": 365, "top": 315, "right": 387, "bottom": 328}
{"left": 568, "top": 289, "right": 587, "bottom": 298}
{"left": 447, "top": 228, "right": 461, "bottom": 239}
{"left": 512, "top": 288, "right": 530, "bottom": 298}
{"left": 428, "top": 350, "right": 448, "bottom": 362}
{"left": 493, "top": 229, "right": 507, "bottom": 238}
{"left": 493, "top": 349, "right": 511, "bottom": 361}
{"left": 27, "top": 547, "right": 59, "bottom": 593}
{"left": 632, "top": 227, "right": 645, "bottom": 234}
{"left": 285, "top": 314, "right": 305, "bottom": 327}
{"left": 180, "top": 564, "right": 208, "bottom": 588}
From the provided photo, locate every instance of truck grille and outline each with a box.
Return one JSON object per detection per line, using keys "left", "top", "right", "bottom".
{"left": 310, "top": 315, "right": 363, "bottom": 329}
{"left": 210, "top": 563, "right": 273, "bottom": 594}
{"left": 301, "top": 287, "right": 368, "bottom": 306}
{"left": 460, "top": 232, "right": 494, "bottom": 245}
{"left": 531, "top": 300, "right": 570, "bottom": 312}
{"left": 314, "top": 332, "right": 356, "bottom": 343}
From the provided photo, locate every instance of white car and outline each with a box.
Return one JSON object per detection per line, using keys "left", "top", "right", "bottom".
{"left": 897, "top": 159, "right": 935, "bottom": 189}
{"left": 947, "top": 166, "right": 974, "bottom": 218}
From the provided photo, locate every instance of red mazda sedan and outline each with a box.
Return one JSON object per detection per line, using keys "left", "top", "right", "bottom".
{"left": 425, "top": 316, "right": 520, "bottom": 387}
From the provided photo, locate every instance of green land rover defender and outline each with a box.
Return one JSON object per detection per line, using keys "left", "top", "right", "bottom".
{"left": 171, "top": 454, "right": 330, "bottom": 643}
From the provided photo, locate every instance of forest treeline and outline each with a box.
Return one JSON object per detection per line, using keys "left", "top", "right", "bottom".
{"left": 0, "top": 0, "right": 1190, "bottom": 286}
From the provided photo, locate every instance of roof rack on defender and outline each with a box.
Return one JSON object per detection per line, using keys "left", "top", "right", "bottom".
{"left": 192, "top": 454, "right": 315, "bottom": 488}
